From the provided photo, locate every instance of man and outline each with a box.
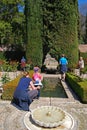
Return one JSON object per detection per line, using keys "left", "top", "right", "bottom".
{"left": 59, "top": 54, "right": 68, "bottom": 81}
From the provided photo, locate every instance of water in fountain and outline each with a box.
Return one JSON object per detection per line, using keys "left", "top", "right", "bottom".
{"left": 31, "top": 106, "right": 65, "bottom": 128}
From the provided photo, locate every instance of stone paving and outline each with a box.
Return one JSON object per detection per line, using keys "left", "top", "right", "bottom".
{"left": 0, "top": 74, "right": 87, "bottom": 130}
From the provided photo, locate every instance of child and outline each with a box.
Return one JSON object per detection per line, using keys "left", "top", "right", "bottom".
{"left": 78, "top": 56, "right": 84, "bottom": 76}
{"left": 32, "top": 66, "right": 43, "bottom": 98}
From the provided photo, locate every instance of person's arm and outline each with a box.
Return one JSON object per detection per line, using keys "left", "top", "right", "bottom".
{"left": 32, "top": 74, "right": 35, "bottom": 83}
{"left": 38, "top": 73, "right": 43, "bottom": 81}
{"left": 59, "top": 58, "right": 61, "bottom": 65}
{"left": 41, "top": 74, "right": 43, "bottom": 81}
{"left": 30, "top": 81, "right": 40, "bottom": 90}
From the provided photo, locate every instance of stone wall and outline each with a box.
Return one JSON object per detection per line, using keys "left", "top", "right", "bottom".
{"left": 0, "top": 71, "right": 21, "bottom": 86}
{"left": 44, "top": 53, "right": 58, "bottom": 70}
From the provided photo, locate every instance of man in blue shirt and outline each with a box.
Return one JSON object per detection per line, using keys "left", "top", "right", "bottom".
{"left": 59, "top": 54, "right": 68, "bottom": 81}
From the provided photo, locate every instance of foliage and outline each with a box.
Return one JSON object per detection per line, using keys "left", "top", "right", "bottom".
{"left": 25, "top": 0, "right": 43, "bottom": 68}
{"left": 0, "top": 52, "right": 5, "bottom": 60}
{"left": 1, "top": 75, "right": 21, "bottom": 100}
{"left": 0, "top": 60, "right": 19, "bottom": 72}
{"left": 0, "top": 21, "right": 12, "bottom": 44}
{"left": 1, "top": 73, "right": 10, "bottom": 84}
{"left": 0, "top": 0, "right": 25, "bottom": 46}
{"left": 42, "top": 0, "right": 78, "bottom": 68}
{"left": 0, "top": 0, "right": 79, "bottom": 70}
{"left": 66, "top": 73, "right": 87, "bottom": 103}
{"left": 84, "top": 13, "right": 87, "bottom": 43}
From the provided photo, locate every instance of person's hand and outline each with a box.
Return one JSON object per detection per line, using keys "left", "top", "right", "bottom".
{"left": 37, "top": 86, "right": 40, "bottom": 90}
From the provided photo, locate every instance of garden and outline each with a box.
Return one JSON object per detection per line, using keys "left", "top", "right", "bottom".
{"left": 0, "top": 0, "right": 87, "bottom": 105}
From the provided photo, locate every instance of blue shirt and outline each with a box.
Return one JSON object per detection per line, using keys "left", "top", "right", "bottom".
{"left": 59, "top": 57, "right": 68, "bottom": 65}
{"left": 14, "top": 77, "right": 31, "bottom": 99}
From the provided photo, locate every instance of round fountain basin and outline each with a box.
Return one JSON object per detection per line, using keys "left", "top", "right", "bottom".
{"left": 31, "top": 106, "right": 65, "bottom": 128}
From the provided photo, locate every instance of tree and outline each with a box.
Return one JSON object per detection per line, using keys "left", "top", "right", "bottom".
{"left": 0, "top": 21, "right": 12, "bottom": 44}
{"left": 84, "top": 13, "right": 87, "bottom": 44}
{"left": 42, "top": 0, "right": 78, "bottom": 68}
{"left": 25, "top": 0, "right": 43, "bottom": 68}
{"left": 0, "top": 0, "right": 25, "bottom": 46}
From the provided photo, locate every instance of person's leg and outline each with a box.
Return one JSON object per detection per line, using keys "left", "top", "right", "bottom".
{"left": 61, "top": 71, "right": 64, "bottom": 80}
{"left": 37, "top": 89, "right": 40, "bottom": 99}
{"left": 61, "top": 65, "right": 67, "bottom": 81}
{"left": 62, "top": 73, "right": 65, "bottom": 80}
{"left": 28, "top": 89, "right": 38, "bottom": 102}
{"left": 34, "top": 85, "right": 41, "bottom": 99}
{"left": 61, "top": 73, "right": 63, "bottom": 80}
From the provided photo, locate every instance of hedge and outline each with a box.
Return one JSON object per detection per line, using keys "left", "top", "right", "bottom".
{"left": 66, "top": 73, "right": 87, "bottom": 103}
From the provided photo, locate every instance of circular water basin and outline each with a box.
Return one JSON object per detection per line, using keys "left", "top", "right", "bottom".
{"left": 31, "top": 106, "right": 65, "bottom": 128}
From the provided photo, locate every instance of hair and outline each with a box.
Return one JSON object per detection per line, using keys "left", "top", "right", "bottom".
{"left": 34, "top": 66, "right": 39, "bottom": 72}
{"left": 62, "top": 54, "right": 65, "bottom": 57}
{"left": 23, "top": 71, "right": 29, "bottom": 77}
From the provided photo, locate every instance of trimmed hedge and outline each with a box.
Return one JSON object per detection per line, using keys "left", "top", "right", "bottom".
{"left": 66, "top": 73, "right": 87, "bottom": 103}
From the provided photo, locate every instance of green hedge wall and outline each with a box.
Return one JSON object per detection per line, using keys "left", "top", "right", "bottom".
{"left": 66, "top": 73, "right": 87, "bottom": 103}
{"left": 43, "top": 0, "right": 78, "bottom": 68}
{"left": 25, "top": 0, "right": 43, "bottom": 68}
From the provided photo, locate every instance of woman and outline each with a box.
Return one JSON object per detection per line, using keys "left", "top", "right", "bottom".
{"left": 12, "top": 71, "right": 40, "bottom": 111}
{"left": 78, "top": 56, "right": 84, "bottom": 75}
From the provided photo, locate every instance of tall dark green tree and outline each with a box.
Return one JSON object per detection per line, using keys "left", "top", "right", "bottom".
{"left": 0, "top": 0, "right": 25, "bottom": 46}
{"left": 43, "top": 0, "right": 78, "bottom": 68}
{"left": 25, "top": 0, "right": 43, "bottom": 68}
{"left": 85, "top": 13, "right": 87, "bottom": 44}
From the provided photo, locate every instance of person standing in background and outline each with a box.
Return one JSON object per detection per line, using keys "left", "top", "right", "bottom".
{"left": 59, "top": 54, "right": 68, "bottom": 81}
{"left": 78, "top": 56, "right": 84, "bottom": 76}
{"left": 21, "top": 56, "right": 26, "bottom": 71}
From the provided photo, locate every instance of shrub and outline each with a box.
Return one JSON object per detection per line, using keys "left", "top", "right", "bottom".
{"left": 1, "top": 73, "right": 10, "bottom": 84}
{"left": 0, "top": 60, "right": 19, "bottom": 72}
{"left": 66, "top": 73, "right": 87, "bottom": 103}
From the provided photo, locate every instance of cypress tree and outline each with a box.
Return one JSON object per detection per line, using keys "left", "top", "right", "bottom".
{"left": 43, "top": 0, "right": 78, "bottom": 68}
{"left": 84, "top": 13, "right": 87, "bottom": 44}
{"left": 25, "top": 0, "right": 43, "bottom": 68}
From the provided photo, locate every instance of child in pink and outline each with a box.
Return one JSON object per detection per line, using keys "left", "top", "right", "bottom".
{"left": 32, "top": 67, "right": 43, "bottom": 98}
{"left": 32, "top": 67, "right": 43, "bottom": 87}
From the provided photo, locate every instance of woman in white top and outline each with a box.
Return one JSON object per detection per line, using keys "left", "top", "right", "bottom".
{"left": 79, "top": 57, "right": 84, "bottom": 75}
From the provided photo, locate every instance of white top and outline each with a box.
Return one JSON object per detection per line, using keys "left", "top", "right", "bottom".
{"left": 79, "top": 59, "right": 84, "bottom": 69}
